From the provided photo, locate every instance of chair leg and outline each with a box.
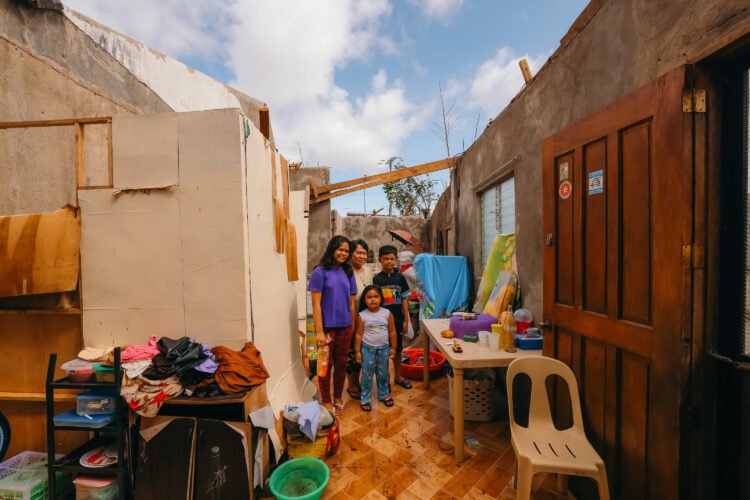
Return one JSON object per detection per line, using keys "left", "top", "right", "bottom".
{"left": 512, "top": 460, "right": 518, "bottom": 489}
{"left": 515, "top": 462, "right": 533, "bottom": 500}
{"left": 557, "top": 473, "right": 568, "bottom": 495}
{"left": 596, "top": 464, "right": 610, "bottom": 500}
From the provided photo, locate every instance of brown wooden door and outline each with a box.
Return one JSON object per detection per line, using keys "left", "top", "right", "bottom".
{"left": 542, "top": 66, "right": 695, "bottom": 499}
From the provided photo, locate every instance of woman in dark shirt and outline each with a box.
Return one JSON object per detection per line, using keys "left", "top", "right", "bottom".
{"left": 307, "top": 235, "right": 357, "bottom": 412}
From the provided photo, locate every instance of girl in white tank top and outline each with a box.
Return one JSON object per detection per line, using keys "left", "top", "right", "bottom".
{"left": 354, "top": 285, "right": 397, "bottom": 410}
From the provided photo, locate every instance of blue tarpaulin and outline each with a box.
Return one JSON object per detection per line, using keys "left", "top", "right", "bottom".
{"left": 414, "top": 253, "right": 471, "bottom": 318}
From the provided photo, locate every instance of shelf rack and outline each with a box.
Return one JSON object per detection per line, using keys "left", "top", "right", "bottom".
{"left": 45, "top": 348, "right": 129, "bottom": 499}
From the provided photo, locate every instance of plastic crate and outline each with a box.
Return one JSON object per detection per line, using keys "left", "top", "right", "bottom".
{"left": 448, "top": 369, "right": 498, "bottom": 422}
{"left": 0, "top": 451, "right": 70, "bottom": 500}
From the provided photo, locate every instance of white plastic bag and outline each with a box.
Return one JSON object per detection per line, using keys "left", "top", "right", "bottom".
{"left": 404, "top": 318, "right": 415, "bottom": 340}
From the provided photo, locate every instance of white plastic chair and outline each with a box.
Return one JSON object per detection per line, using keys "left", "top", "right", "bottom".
{"left": 506, "top": 356, "right": 610, "bottom": 500}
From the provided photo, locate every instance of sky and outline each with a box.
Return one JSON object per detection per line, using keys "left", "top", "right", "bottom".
{"left": 65, "top": 0, "right": 588, "bottom": 215}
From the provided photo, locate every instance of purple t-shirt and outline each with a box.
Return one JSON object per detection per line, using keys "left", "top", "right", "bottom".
{"left": 307, "top": 266, "right": 357, "bottom": 329}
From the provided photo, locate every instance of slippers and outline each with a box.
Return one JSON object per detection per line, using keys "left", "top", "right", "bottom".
{"left": 360, "top": 402, "right": 372, "bottom": 412}
{"left": 347, "top": 389, "right": 361, "bottom": 400}
{"left": 380, "top": 396, "right": 394, "bottom": 407}
{"left": 394, "top": 379, "right": 412, "bottom": 389}
{"left": 334, "top": 401, "right": 346, "bottom": 413}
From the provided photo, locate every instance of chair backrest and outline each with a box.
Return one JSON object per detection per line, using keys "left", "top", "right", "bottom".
{"left": 506, "top": 356, "right": 584, "bottom": 433}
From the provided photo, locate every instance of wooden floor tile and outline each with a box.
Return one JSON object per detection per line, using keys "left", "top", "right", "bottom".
{"left": 473, "top": 464, "right": 513, "bottom": 498}
{"left": 431, "top": 490, "right": 458, "bottom": 499}
{"left": 344, "top": 468, "right": 382, "bottom": 498}
{"left": 378, "top": 465, "right": 419, "bottom": 498}
{"left": 496, "top": 447, "right": 516, "bottom": 471}
{"left": 440, "top": 465, "right": 484, "bottom": 498}
{"left": 465, "top": 447, "right": 502, "bottom": 474}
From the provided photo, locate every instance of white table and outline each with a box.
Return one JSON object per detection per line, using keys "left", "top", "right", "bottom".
{"left": 420, "top": 318, "right": 543, "bottom": 462}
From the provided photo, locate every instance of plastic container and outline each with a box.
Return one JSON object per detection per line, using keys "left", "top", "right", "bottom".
{"left": 489, "top": 325, "right": 501, "bottom": 351}
{"left": 93, "top": 364, "right": 114, "bottom": 383}
{"left": 513, "top": 308, "right": 533, "bottom": 334}
{"left": 53, "top": 410, "right": 114, "bottom": 429}
{"left": 269, "top": 458, "right": 330, "bottom": 500}
{"left": 76, "top": 391, "right": 116, "bottom": 416}
{"left": 72, "top": 476, "right": 118, "bottom": 500}
{"left": 0, "top": 451, "right": 70, "bottom": 500}
{"left": 60, "top": 359, "right": 97, "bottom": 383}
{"left": 399, "top": 349, "right": 446, "bottom": 380}
{"left": 448, "top": 369, "right": 499, "bottom": 422}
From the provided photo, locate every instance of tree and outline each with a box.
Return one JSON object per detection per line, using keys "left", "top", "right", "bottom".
{"left": 382, "top": 161, "right": 440, "bottom": 218}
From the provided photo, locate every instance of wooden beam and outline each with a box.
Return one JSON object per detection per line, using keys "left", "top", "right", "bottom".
{"left": 519, "top": 58, "right": 533, "bottom": 83}
{"left": 309, "top": 177, "right": 320, "bottom": 199}
{"left": 259, "top": 107, "right": 271, "bottom": 140}
{"left": 76, "top": 122, "right": 85, "bottom": 188}
{"left": 0, "top": 392, "right": 77, "bottom": 402}
{"left": 311, "top": 156, "right": 458, "bottom": 203}
{"left": 281, "top": 155, "right": 290, "bottom": 218}
{"left": 0, "top": 117, "right": 111, "bottom": 129}
{"left": 315, "top": 157, "right": 457, "bottom": 195}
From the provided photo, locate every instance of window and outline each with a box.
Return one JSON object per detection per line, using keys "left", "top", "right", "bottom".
{"left": 481, "top": 176, "right": 515, "bottom": 266}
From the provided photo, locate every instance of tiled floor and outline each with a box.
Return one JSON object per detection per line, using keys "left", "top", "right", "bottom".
{"left": 321, "top": 373, "right": 570, "bottom": 499}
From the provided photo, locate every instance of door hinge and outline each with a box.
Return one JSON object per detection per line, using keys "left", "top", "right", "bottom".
{"left": 682, "top": 89, "right": 706, "bottom": 113}
{"left": 681, "top": 243, "right": 704, "bottom": 269}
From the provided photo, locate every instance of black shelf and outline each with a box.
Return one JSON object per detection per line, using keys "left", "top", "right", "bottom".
{"left": 52, "top": 423, "right": 118, "bottom": 432}
{"left": 49, "top": 436, "right": 122, "bottom": 476}
{"left": 46, "top": 349, "right": 130, "bottom": 499}
{"left": 50, "top": 378, "right": 117, "bottom": 390}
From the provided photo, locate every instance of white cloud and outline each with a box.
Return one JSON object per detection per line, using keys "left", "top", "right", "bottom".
{"left": 227, "top": 0, "right": 431, "bottom": 169}
{"left": 468, "top": 47, "right": 548, "bottom": 117}
{"left": 409, "top": 0, "right": 466, "bottom": 20}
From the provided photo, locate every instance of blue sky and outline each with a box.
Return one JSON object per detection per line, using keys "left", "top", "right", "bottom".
{"left": 66, "top": 0, "right": 587, "bottom": 215}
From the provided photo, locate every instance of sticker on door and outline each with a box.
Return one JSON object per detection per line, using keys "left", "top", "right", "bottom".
{"left": 588, "top": 170, "right": 604, "bottom": 195}
{"left": 559, "top": 180, "right": 572, "bottom": 200}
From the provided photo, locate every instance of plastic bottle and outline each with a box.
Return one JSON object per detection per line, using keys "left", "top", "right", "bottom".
{"left": 317, "top": 344, "right": 329, "bottom": 378}
{"left": 501, "top": 306, "right": 517, "bottom": 352}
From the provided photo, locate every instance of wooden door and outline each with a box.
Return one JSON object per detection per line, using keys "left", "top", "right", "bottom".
{"left": 542, "top": 66, "right": 695, "bottom": 499}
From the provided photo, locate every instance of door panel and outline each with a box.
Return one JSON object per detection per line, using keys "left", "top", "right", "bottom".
{"left": 543, "top": 67, "right": 693, "bottom": 499}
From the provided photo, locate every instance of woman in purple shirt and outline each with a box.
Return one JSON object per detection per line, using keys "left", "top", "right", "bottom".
{"left": 307, "top": 235, "right": 357, "bottom": 412}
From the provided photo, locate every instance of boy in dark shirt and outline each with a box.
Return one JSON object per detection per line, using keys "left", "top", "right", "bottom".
{"left": 373, "top": 245, "right": 412, "bottom": 389}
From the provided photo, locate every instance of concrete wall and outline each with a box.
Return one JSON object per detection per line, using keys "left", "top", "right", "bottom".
{"left": 290, "top": 167, "right": 332, "bottom": 272}
{"left": 429, "top": 0, "right": 750, "bottom": 322}
{"left": 425, "top": 188, "right": 451, "bottom": 255}
{"left": 340, "top": 214, "right": 427, "bottom": 260}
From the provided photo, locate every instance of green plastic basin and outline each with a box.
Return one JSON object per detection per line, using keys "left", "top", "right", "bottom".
{"left": 269, "top": 457, "right": 330, "bottom": 500}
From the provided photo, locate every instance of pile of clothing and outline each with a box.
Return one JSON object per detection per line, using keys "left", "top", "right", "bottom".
{"left": 72, "top": 338, "right": 270, "bottom": 418}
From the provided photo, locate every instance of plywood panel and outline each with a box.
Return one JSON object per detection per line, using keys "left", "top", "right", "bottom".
{"left": 0, "top": 314, "right": 84, "bottom": 457}
{"left": 244, "top": 120, "right": 316, "bottom": 411}
{"left": 82, "top": 123, "right": 110, "bottom": 187}
{"left": 178, "top": 109, "right": 249, "bottom": 348}
{"left": 0, "top": 207, "right": 80, "bottom": 297}
{"left": 555, "top": 154, "right": 575, "bottom": 306}
{"left": 620, "top": 121, "right": 652, "bottom": 325}
{"left": 113, "top": 113, "right": 178, "bottom": 189}
{"left": 583, "top": 139, "right": 607, "bottom": 314}
{"left": 79, "top": 189, "right": 185, "bottom": 347}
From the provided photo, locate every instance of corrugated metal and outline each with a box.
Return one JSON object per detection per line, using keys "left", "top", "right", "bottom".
{"left": 481, "top": 177, "right": 515, "bottom": 266}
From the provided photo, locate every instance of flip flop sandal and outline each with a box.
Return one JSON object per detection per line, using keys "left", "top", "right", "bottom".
{"left": 334, "top": 402, "right": 346, "bottom": 413}
{"left": 347, "top": 389, "right": 361, "bottom": 400}
{"left": 394, "top": 379, "right": 412, "bottom": 389}
{"left": 380, "top": 396, "right": 395, "bottom": 407}
{"left": 360, "top": 402, "right": 372, "bottom": 412}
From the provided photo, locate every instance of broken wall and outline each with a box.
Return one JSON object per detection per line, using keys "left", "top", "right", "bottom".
{"left": 290, "top": 167, "right": 331, "bottom": 272}
{"left": 340, "top": 215, "right": 427, "bottom": 259}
